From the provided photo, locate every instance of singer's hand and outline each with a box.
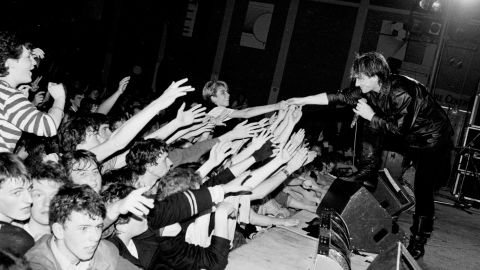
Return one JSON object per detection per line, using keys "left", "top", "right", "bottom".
{"left": 353, "top": 99, "right": 375, "bottom": 121}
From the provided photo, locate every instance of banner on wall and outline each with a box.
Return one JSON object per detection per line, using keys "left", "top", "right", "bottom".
{"left": 240, "top": 1, "right": 274, "bottom": 50}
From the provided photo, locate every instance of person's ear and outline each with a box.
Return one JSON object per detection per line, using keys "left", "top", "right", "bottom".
{"left": 4, "top": 58, "right": 16, "bottom": 70}
{"left": 210, "top": 95, "right": 219, "bottom": 105}
{"left": 52, "top": 223, "right": 65, "bottom": 240}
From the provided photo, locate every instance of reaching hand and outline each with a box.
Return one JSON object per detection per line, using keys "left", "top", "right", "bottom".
{"left": 176, "top": 103, "right": 206, "bottom": 127}
{"left": 305, "top": 151, "right": 317, "bottom": 165}
{"left": 221, "top": 120, "right": 261, "bottom": 141}
{"left": 31, "top": 48, "right": 45, "bottom": 59}
{"left": 268, "top": 112, "right": 277, "bottom": 125}
{"left": 183, "top": 121, "right": 215, "bottom": 139}
{"left": 276, "top": 100, "right": 288, "bottom": 111}
{"left": 158, "top": 78, "right": 195, "bottom": 108}
{"left": 289, "top": 129, "right": 305, "bottom": 151}
{"left": 117, "top": 76, "right": 131, "bottom": 94}
{"left": 285, "top": 147, "right": 308, "bottom": 174}
{"left": 292, "top": 105, "right": 303, "bottom": 123}
{"left": 275, "top": 139, "right": 297, "bottom": 164}
{"left": 33, "top": 91, "right": 46, "bottom": 106}
{"left": 115, "top": 187, "right": 155, "bottom": 217}
{"left": 47, "top": 82, "right": 66, "bottom": 100}
{"left": 209, "top": 140, "right": 235, "bottom": 167}
{"left": 250, "top": 129, "right": 273, "bottom": 150}
{"left": 282, "top": 218, "right": 300, "bottom": 227}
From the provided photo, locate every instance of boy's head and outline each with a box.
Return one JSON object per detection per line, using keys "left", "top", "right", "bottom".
{"left": 68, "top": 88, "right": 85, "bottom": 110}
{"left": 0, "top": 31, "right": 36, "bottom": 85}
{"left": 157, "top": 167, "right": 201, "bottom": 201}
{"left": 62, "top": 150, "right": 102, "bottom": 193}
{"left": 0, "top": 153, "right": 32, "bottom": 223}
{"left": 101, "top": 183, "right": 148, "bottom": 238}
{"left": 202, "top": 80, "right": 230, "bottom": 107}
{"left": 90, "top": 113, "right": 112, "bottom": 143}
{"left": 126, "top": 139, "right": 172, "bottom": 182}
{"left": 58, "top": 116, "right": 99, "bottom": 153}
{"left": 30, "top": 162, "right": 70, "bottom": 226}
{"left": 50, "top": 184, "right": 106, "bottom": 263}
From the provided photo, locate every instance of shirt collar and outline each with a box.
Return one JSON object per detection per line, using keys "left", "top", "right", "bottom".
{"left": 50, "top": 238, "right": 92, "bottom": 270}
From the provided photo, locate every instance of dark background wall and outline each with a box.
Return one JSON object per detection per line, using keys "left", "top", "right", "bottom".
{"left": 2, "top": 0, "right": 480, "bottom": 113}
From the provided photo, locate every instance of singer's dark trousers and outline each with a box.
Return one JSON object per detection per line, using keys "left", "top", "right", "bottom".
{"left": 406, "top": 140, "right": 452, "bottom": 218}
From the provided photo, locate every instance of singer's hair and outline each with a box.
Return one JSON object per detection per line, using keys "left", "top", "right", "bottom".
{"left": 350, "top": 52, "right": 390, "bottom": 86}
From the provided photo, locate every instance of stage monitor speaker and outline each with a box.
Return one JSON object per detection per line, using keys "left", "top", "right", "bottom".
{"left": 373, "top": 169, "right": 414, "bottom": 216}
{"left": 367, "top": 242, "right": 423, "bottom": 270}
{"left": 319, "top": 181, "right": 407, "bottom": 254}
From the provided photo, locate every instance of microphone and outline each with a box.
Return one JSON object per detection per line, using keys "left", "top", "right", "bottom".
{"left": 351, "top": 98, "right": 366, "bottom": 128}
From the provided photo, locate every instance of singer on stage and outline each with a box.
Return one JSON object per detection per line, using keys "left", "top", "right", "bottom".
{"left": 288, "top": 51, "right": 453, "bottom": 259}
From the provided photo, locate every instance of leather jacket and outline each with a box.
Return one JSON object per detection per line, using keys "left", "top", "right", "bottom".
{"left": 328, "top": 74, "right": 453, "bottom": 149}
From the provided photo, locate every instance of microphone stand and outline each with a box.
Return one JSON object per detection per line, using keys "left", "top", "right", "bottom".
{"left": 433, "top": 132, "right": 480, "bottom": 214}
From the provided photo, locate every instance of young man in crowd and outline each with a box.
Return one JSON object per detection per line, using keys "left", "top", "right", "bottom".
{"left": 0, "top": 152, "right": 35, "bottom": 255}
{"left": 0, "top": 31, "right": 66, "bottom": 152}
{"left": 25, "top": 184, "right": 141, "bottom": 270}
{"left": 24, "top": 162, "right": 71, "bottom": 241}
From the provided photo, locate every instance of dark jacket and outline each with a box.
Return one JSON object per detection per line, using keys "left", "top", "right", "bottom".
{"left": 328, "top": 74, "right": 453, "bottom": 149}
{"left": 109, "top": 229, "right": 230, "bottom": 270}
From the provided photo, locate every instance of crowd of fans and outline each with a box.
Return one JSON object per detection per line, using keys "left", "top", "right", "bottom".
{"left": 0, "top": 30, "right": 354, "bottom": 269}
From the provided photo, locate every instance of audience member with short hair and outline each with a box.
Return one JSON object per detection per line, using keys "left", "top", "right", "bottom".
{"left": 0, "top": 152, "right": 35, "bottom": 255}
{"left": 25, "top": 184, "right": 141, "bottom": 270}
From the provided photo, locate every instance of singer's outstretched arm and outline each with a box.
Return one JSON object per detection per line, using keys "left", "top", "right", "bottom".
{"left": 287, "top": 87, "right": 362, "bottom": 107}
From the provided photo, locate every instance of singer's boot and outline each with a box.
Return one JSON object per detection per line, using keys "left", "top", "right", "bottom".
{"left": 407, "top": 215, "right": 434, "bottom": 260}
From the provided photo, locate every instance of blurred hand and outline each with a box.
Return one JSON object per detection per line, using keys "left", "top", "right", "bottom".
{"left": 47, "top": 82, "right": 66, "bottom": 100}
{"left": 176, "top": 103, "right": 206, "bottom": 127}
{"left": 31, "top": 48, "right": 45, "bottom": 59}
{"left": 17, "top": 85, "right": 31, "bottom": 97}
{"left": 250, "top": 129, "right": 273, "bottom": 150}
{"left": 216, "top": 201, "right": 236, "bottom": 216}
{"left": 282, "top": 218, "right": 300, "bottom": 227}
{"left": 209, "top": 140, "right": 234, "bottom": 167}
{"left": 116, "top": 187, "right": 155, "bottom": 217}
{"left": 276, "top": 100, "right": 288, "bottom": 111}
{"left": 221, "top": 120, "right": 261, "bottom": 141}
{"left": 117, "top": 76, "right": 130, "bottom": 94}
{"left": 292, "top": 105, "right": 303, "bottom": 123}
{"left": 275, "top": 139, "right": 297, "bottom": 164}
{"left": 285, "top": 147, "right": 308, "bottom": 174}
{"left": 32, "top": 91, "right": 46, "bottom": 106}
{"left": 158, "top": 78, "right": 195, "bottom": 108}
{"left": 183, "top": 122, "right": 215, "bottom": 139}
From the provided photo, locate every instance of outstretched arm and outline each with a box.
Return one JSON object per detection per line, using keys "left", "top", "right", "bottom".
{"left": 287, "top": 93, "right": 329, "bottom": 106}
{"left": 96, "top": 76, "right": 130, "bottom": 115}
{"left": 230, "top": 101, "right": 287, "bottom": 119}
{"left": 91, "top": 79, "right": 195, "bottom": 162}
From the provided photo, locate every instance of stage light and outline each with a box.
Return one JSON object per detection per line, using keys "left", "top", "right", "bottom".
{"left": 418, "top": 0, "right": 442, "bottom": 12}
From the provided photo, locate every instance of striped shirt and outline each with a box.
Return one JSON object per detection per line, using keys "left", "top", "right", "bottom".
{"left": 0, "top": 84, "right": 57, "bottom": 153}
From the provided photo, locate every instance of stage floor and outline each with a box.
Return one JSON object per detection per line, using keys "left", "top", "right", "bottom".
{"left": 227, "top": 210, "right": 377, "bottom": 270}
